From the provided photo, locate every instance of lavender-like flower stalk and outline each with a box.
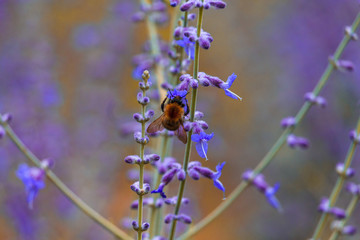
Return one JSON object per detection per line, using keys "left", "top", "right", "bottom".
{"left": 178, "top": 10, "right": 360, "bottom": 240}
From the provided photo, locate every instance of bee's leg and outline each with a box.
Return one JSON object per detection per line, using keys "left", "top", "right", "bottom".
{"left": 185, "top": 99, "right": 190, "bottom": 116}
{"left": 161, "top": 96, "right": 168, "bottom": 112}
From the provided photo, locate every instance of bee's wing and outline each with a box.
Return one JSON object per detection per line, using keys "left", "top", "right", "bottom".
{"left": 175, "top": 122, "right": 187, "bottom": 144}
{"left": 147, "top": 114, "right": 165, "bottom": 133}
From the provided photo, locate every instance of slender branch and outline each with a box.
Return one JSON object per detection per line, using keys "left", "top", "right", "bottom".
{"left": 312, "top": 116, "right": 360, "bottom": 239}
{"left": 178, "top": 11, "right": 360, "bottom": 240}
{"left": 168, "top": 4, "right": 204, "bottom": 240}
{"left": 0, "top": 121, "right": 133, "bottom": 240}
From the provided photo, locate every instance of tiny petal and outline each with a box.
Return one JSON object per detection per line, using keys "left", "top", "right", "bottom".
{"left": 265, "top": 183, "right": 282, "bottom": 212}
{"left": 142, "top": 222, "right": 150, "bottom": 231}
{"left": 281, "top": 117, "right": 296, "bottom": 128}
{"left": 0, "top": 126, "right": 6, "bottom": 139}
{"left": 330, "top": 207, "right": 346, "bottom": 219}
{"left": 342, "top": 225, "right": 357, "bottom": 235}
{"left": 164, "top": 214, "right": 175, "bottom": 224}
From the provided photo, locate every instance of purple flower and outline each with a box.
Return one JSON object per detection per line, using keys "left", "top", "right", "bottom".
{"left": 265, "top": 183, "right": 282, "bottom": 212}
{"left": 221, "top": 73, "right": 242, "bottom": 100}
{"left": 286, "top": 134, "right": 309, "bottom": 149}
{"left": 16, "top": 163, "right": 46, "bottom": 209}
{"left": 281, "top": 116, "right": 296, "bottom": 128}
{"left": 176, "top": 37, "right": 195, "bottom": 60}
{"left": 188, "top": 161, "right": 226, "bottom": 198}
{"left": 212, "top": 162, "right": 226, "bottom": 199}
{"left": 191, "top": 132, "right": 214, "bottom": 160}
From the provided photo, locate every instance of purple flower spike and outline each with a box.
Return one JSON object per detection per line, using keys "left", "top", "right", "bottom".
{"left": 176, "top": 37, "right": 195, "bottom": 60}
{"left": 191, "top": 132, "right": 214, "bottom": 160}
{"left": 16, "top": 164, "right": 46, "bottom": 209}
{"left": 265, "top": 183, "right": 282, "bottom": 212}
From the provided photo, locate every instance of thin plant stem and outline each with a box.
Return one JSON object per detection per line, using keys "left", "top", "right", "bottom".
{"left": 328, "top": 195, "right": 360, "bottom": 240}
{"left": 312, "top": 116, "right": 360, "bottom": 239}
{"left": 169, "top": 4, "right": 204, "bottom": 240}
{"left": 0, "top": 121, "right": 133, "bottom": 240}
{"left": 178, "top": 11, "right": 360, "bottom": 240}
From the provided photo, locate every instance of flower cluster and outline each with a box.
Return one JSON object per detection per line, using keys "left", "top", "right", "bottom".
{"left": 243, "top": 169, "right": 282, "bottom": 212}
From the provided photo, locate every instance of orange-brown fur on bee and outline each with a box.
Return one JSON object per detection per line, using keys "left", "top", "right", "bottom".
{"left": 147, "top": 94, "right": 189, "bottom": 144}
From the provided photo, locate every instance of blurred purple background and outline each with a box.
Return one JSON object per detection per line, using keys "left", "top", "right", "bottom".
{"left": 1, "top": 0, "right": 360, "bottom": 239}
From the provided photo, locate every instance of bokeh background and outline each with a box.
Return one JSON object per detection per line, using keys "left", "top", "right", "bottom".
{"left": 1, "top": 0, "right": 360, "bottom": 239}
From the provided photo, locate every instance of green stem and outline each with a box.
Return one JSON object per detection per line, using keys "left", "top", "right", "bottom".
{"left": 168, "top": 4, "right": 204, "bottom": 240}
{"left": 0, "top": 122, "right": 132, "bottom": 240}
{"left": 312, "top": 116, "right": 360, "bottom": 239}
{"left": 178, "top": 11, "right": 360, "bottom": 240}
{"left": 328, "top": 195, "right": 360, "bottom": 240}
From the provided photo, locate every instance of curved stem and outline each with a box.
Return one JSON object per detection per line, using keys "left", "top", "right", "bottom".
{"left": 312, "top": 116, "right": 360, "bottom": 239}
{"left": 168, "top": 4, "right": 204, "bottom": 240}
{"left": 178, "top": 11, "right": 360, "bottom": 240}
{"left": 0, "top": 122, "right": 132, "bottom": 240}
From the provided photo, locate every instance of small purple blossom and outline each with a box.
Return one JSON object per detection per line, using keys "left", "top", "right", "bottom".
{"left": 191, "top": 132, "right": 214, "bottom": 160}
{"left": 16, "top": 164, "right": 46, "bottom": 209}
{"left": 242, "top": 170, "right": 282, "bottom": 211}
{"left": 346, "top": 182, "right": 360, "bottom": 195}
{"left": 197, "top": 72, "right": 242, "bottom": 100}
{"left": 349, "top": 130, "right": 360, "bottom": 144}
{"left": 286, "top": 134, "right": 310, "bottom": 149}
{"left": 151, "top": 163, "right": 182, "bottom": 198}
{"left": 167, "top": 89, "right": 187, "bottom": 100}
{"left": 164, "top": 213, "right": 192, "bottom": 224}
{"left": 329, "top": 57, "right": 355, "bottom": 72}
{"left": 188, "top": 161, "right": 226, "bottom": 198}
{"left": 336, "top": 162, "right": 355, "bottom": 178}
{"left": 265, "top": 183, "right": 282, "bottom": 212}
{"left": 281, "top": 116, "right": 296, "bottom": 128}
{"left": 304, "top": 92, "right": 327, "bottom": 108}
{"left": 176, "top": 37, "right": 195, "bottom": 60}
{"left": 345, "top": 26, "right": 358, "bottom": 41}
